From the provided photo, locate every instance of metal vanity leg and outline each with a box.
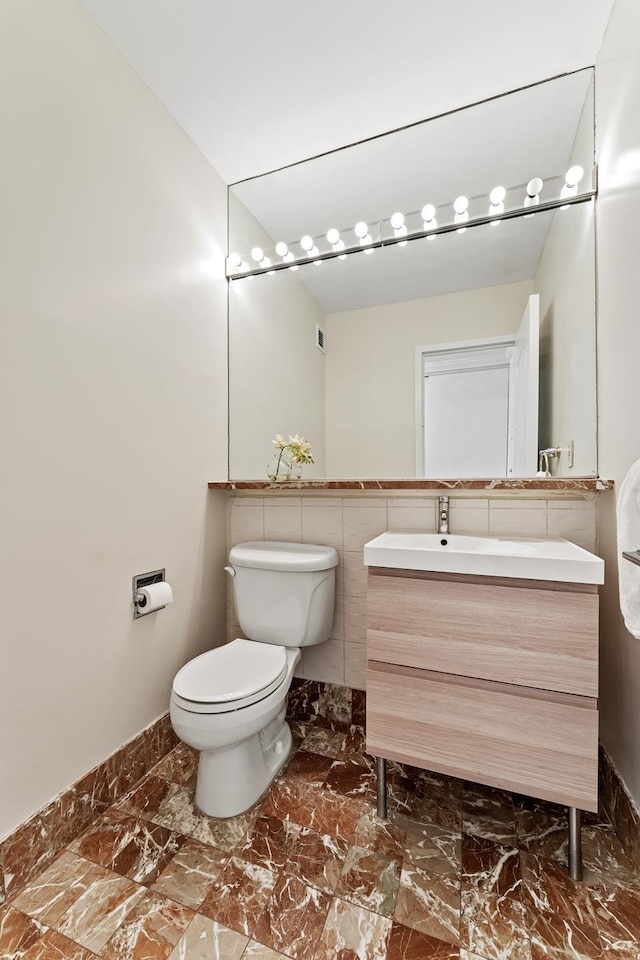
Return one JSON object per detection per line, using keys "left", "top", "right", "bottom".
{"left": 376, "top": 757, "right": 388, "bottom": 820}
{"left": 568, "top": 807, "right": 583, "bottom": 881}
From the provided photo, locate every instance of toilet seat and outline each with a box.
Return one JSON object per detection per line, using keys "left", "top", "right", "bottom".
{"left": 172, "top": 638, "right": 289, "bottom": 715}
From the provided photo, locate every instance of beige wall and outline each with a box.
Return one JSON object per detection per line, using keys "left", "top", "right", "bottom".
{"left": 229, "top": 198, "right": 326, "bottom": 479}
{"left": 595, "top": 0, "right": 640, "bottom": 806}
{"left": 227, "top": 492, "right": 597, "bottom": 690}
{"left": 535, "top": 202, "right": 597, "bottom": 476}
{"left": 324, "top": 281, "right": 533, "bottom": 477}
{"left": 0, "top": 0, "right": 229, "bottom": 838}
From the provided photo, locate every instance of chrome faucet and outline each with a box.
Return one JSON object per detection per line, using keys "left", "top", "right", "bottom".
{"left": 438, "top": 496, "right": 449, "bottom": 535}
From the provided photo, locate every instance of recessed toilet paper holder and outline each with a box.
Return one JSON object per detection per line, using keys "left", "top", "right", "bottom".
{"left": 133, "top": 568, "right": 167, "bottom": 618}
{"left": 623, "top": 550, "right": 640, "bottom": 568}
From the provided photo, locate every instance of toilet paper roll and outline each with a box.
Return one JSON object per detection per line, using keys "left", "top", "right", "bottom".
{"left": 138, "top": 581, "right": 174, "bottom": 612}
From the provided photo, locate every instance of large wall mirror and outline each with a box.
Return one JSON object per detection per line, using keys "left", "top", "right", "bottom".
{"left": 228, "top": 69, "right": 596, "bottom": 480}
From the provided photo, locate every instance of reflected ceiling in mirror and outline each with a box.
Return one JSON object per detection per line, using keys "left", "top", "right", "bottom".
{"left": 228, "top": 69, "right": 597, "bottom": 481}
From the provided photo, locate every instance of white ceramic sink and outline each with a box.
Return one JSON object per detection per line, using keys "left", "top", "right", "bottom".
{"left": 363, "top": 531, "right": 604, "bottom": 584}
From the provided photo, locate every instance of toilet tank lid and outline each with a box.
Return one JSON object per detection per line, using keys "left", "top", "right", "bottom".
{"left": 230, "top": 541, "right": 338, "bottom": 572}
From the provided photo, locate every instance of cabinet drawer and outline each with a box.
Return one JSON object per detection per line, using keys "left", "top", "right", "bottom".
{"left": 367, "top": 570, "right": 599, "bottom": 697}
{"left": 366, "top": 662, "right": 598, "bottom": 811}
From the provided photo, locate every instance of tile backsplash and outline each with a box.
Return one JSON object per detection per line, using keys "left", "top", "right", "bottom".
{"left": 227, "top": 492, "right": 598, "bottom": 690}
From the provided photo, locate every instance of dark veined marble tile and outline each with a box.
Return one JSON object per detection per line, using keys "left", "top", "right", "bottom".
{"left": 315, "top": 898, "right": 392, "bottom": 960}
{"left": 252, "top": 873, "right": 331, "bottom": 960}
{"left": 581, "top": 827, "right": 638, "bottom": 888}
{"left": 351, "top": 689, "right": 367, "bottom": 728}
{"left": 149, "top": 782, "right": 254, "bottom": 851}
{"left": 149, "top": 743, "right": 199, "bottom": 785}
{"left": 287, "top": 826, "right": 349, "bottom": 894}
{"left": 99, "top": 891, "right": 193, "bottom": 960}
{"left": 286, "top": 680, "right": 322, "bottom": 723}
{"left": 115, "top": 775, "right": 177, "bottom": 823}
{"left": 52, "top": 868, "right": 146, "bottom": 954}
{"left": 590, "top": 883, "right": 640, "bottom": 949}
{"left": 324, "top": 758, "right": 376, "bottom": 800}
{"left": 395, "top": 862, "right": 461, "bottom": 945}
{"left": 259, "top": 779, "right": 364, "bottom": 847}
{"left": 12, "top": 851, "right": 120, "bottom": 928}
{"left": 314, "top": 684, "right": 353, "bottom": 732}
{"left": 520, "top": 852, "right": 598, "bottom": 928}
{"left": 516, "top": 806, "right": 569, "bottom": 864}
{"left": 199, "top": 856, "right": 277, "bottom": 939}
{"left": 528, "top": 909, "right": 602, "bottom": 960}
{"left": 20, "top": 927, "right": 96, "bottom": 960}
{"left": 150, "top": 839, "right": 229, "bottom": 910}
{"left": 462, "top": 784, "right": 517, "bottom": 846}
{"left": 337, "top": 725, "right": 368, "bottom": 759}
{"left": 336, "top": 845, "right": 402, "bottom": 917}
{"left": 387, "top": 921, "right": 460, "bottom": 959}
{"left": 298, "top": 727, "right": 346, "bottom": 759}
{"left": 461, "top": 886, "right": 531, "bottom": 960}
{"left": 461, "top": 836, "right": 521, "bottom": 898}
{"left": 353, "top": 809, "right": 408, "bottom": 861}
{"left": 280, "top": 750, "right": 333, "bottom": 786}
{"left": 167, "top": 914, "right": 248, "bottom": 960}
{"left": 0, "top": 906, "right": 45, "bottom": 960}
{"left": 403, "top": 820, "right": 461, "bottom": 877}
{"left": 236, "top": 815, "right": 300, "bottom": 873}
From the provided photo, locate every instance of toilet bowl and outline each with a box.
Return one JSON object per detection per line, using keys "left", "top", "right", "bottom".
{"left": 170, "top": 541, "right": 338, "bottom": 818}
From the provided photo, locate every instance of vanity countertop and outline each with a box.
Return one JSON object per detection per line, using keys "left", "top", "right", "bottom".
{"left": 208, "top": 477, "right": 613, "bottom": 492}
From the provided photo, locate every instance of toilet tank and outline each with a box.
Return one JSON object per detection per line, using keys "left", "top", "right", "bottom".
{"left": 228, "top": 541, "right": 338, "bottom": 647}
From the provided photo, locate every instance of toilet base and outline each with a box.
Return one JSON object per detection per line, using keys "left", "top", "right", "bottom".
{"left": 194, "top": 707, "right": 293, "bottom": 818}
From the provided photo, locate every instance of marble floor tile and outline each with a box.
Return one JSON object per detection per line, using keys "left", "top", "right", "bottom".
{"left": 287, "top": 826, "right": 349, "bottom": 894}
{"left": 198, "top": 856, "right": 277, "bottom": 939}
{"left": 315, "top": 898, "right": 392, "bottom": 960}
{"left": 150, "top": 840, "right": 229, "bottom": 910}
{"left": 325, "top": 758, "right": 376, "bottom": 800}
{"left": 337, "top": 726, "right": 367, "bottom": 759}
{"left": 520, "top": 853, "right": 598, "bottom": 927}
{"left": 528, "top": 909, "right": 601, "bottom": 960}
{"left": 150, "top": 744, "right": 199, "bottom": 786}
{"left": 20, "top": 927, "right": 96, "bottom": 960}
{"left": 99, "top": 891, "right": 194, "bottom": 960}
{"left": 53, "top": 869, "right": 146, "bottom": 954}
{"left": 336, "top": 846, "right": 402, "bottom": 918}
{"left": 259, "top": 779, "right": 364, "bottom": 846}
{"left": 150, "top": 784, "right": 253, "bottom": 851}
{"left": 71, "top": 810, "right": 185, "bottom": 885}
{"left": 581, "top": 828, "right": 638, "bottom": 887}
{"left": 386, "top": 922, "right": 460, "bottom": 959}
{"left": 167, "top": 915, "right": 247, "bottom": 960}
{"left": 0, "top": 906, "right": 45, "bottom": 960}
{"left": 242, "top": 941, "right": 293, "bottom": 960}
{"left": 394, "top": 863, "right": 461, "bottom": 945}
{"left": 116, "top": 776, "right": 177, "bottom": 822}
{"left": 590, "top": 884, "right": 640, "bottom": 948}
{"left": 280, "top": 750, "right": 334, "bottom": 786}
{"left": 461, "top": 836, "right": 522, "bottom": 898}
{"left": 516, "top": 807, "right": 569, "bottom": 863}
{"left": 299, "top": 728, "right": 346, "bottom": 759}
{"left": 235, "top": 815, "right": 300, "bottom": 873}
{"left": 353, "top": 810, "right": 408, "bottom": 860}
{"left": 461, "top": 887, "right": 531, "bottom": 960}
{"left": 253, "top": 874, "right": 331, "bottom": 960}
{"left": 403, "top": 821, "right": 461, "bottom": 877}
{"left": 463, "top": 785, "right": 517, "bottom": 846}
{"left": 12, "top": 852, "right": 115, "bottom": 927}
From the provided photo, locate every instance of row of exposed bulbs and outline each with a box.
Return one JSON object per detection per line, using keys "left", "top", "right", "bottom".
{"left": 234, "top": 165, "right": 585, "bottom": 273}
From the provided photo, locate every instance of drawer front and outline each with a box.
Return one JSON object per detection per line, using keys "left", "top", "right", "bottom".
{"left": 366, "top": 663, "right": 599, "bottom": 811}
{"left": 367, "top": 571, "right": 599, "bottom": 697}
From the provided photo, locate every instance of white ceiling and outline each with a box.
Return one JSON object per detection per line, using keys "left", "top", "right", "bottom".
{"left": 78, "top": 0, "right": 613, "bottom": 185}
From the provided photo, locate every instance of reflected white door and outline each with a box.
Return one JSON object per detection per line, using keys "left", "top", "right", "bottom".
{"left": 424, "top": 365, "right": 510, "bottom": 477}
{"left": 507, "top": 294, "right": 540, "bottom": 477}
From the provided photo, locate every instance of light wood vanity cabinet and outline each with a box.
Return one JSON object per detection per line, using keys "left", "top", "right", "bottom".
{"left": 366, "top": 567, "right": 600, "bottom": 812}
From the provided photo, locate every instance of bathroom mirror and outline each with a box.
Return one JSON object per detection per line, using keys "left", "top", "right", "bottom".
{"left": 228, "top": 69, "right": 596, "bottom": 480}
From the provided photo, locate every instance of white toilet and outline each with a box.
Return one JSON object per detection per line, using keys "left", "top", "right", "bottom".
{"left": 170, "top": 540, "right": 338, "bottom": 818}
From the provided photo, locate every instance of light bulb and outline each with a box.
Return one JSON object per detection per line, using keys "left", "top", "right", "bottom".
{"left": 334, "top": 239, "right": 345, "bottom": 253}
{"left": 354, "top": 221, "right": 368, "bottom": 239}
{"left": 326, "top": 228, "right": 340, "bottom": 245}
{"left": 364, "top": 247, "right": 374, "bottom": 255}
{"left": 289, "top": 264, "right": 299, "bottom": 271}
{"left": 300, "top": 235, "right": 314, "bottom": 252}
{"left": 251, "top": 246, "right": 264, "bottom": 263}
{"left": 360, "top": 233, "right": 372, "bottom": 246}
{"left": 309, "top": 245, "right": 320, "bottom": 258}
{"left": 526, "top": 177, "right": 543, "bottom": 198}
{"left": 490, "top": 186, "right": 506, "bottom": 206}
{"left": 283, "top": 251, "right": 295, "bottom": 263}
{"left": 421, "top": 204, "right": 436, "bottom": 222}
{"left": 262, "top": 256, "right": 272, "bottom": 268}
{"left": 565, "top": 165, "right": 584, "bottom": 188}
{"left": 275, "top": 241, "right": 288, "bottom": 257}
{"left": 229, "top": 252, "right": 242, "bottom": 269}
{"left": 394, "top": 224, "right": 408, "bottom": 239}
{"left": 390, "top": 212, "right": 405, "bottom": 230}
{"left": 454, "top": 196, "right": 468, "bottom": 216}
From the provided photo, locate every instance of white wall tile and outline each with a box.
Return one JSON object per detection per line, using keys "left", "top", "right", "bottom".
{"left": 229, "top": 499, "right": 264, "bottom": 545}
{"left": 343, "top": 595, "right": 367, "bottom": 644}
{"left": 301, "top": 638, "right": 345, "bottom": 685}
{"left": 264, "top": 498, "right": 302, "bottom": 542}
{"left": 547, "top": 500, "right": 597, "bottom": 552}
{"left": 488, "top": 499, "right": 548, "bottom": 537}
{"left": 449, "top": 498, "right": 490, "bottom": 535}
{"left": 301, "top": 500, "right": 343, "bottom": 548}
{"left": 343, "top": 551, "right": 368, "bottom": 599}
{"left": 387, "top": 497, "right": 437, "bottom": 532}
{"left": 342, "top": 502, "right": 387, "bottom": 551}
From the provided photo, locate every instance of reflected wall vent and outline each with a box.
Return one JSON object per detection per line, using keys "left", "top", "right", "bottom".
{"left": 316, "top": 324, "right": 326, "bottom": 354}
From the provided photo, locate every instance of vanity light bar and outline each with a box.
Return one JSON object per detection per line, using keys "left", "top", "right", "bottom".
{"left": 226, "top": 167, "right": 596, "bottom": 279}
